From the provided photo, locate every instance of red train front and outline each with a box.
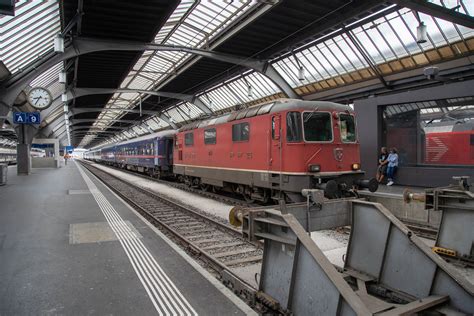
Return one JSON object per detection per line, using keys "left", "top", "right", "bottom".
{"left": 173, "top": 99, "right": 377, "bottom": 202}
{"left": 424, "top": 122, "right": 474, "bottom": 165}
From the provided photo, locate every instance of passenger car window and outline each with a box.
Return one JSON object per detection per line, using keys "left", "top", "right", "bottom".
{"left": 185, "top": 132, "right": 194, "bottom": 146}
{"left": 287, "top": 111, "right": 302, "bottom": 142}
{"left": 232, "top": 122, "right": 249, "bottom": 142}
{"left": 303, "top": 112, "right": 332, "bottom": 142}
{"left": 204, "top": 128, "right": 216, "bottom": 145}
{"left": 339, "top": 113, "right": 356, "bottom": 142}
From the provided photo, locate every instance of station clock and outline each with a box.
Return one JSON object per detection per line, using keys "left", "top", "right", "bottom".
{"left": 27, "top": 87, "right": 53, "bottom": 110}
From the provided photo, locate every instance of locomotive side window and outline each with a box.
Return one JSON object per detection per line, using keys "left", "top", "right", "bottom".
{"left": 232, "top": 122, "right": 250, "bottom": 142}
{"left": 242, "top": 123, "right": 249, "bottom": 140}
{"left": 204, "top": 128, "right": 216, "bottom": 145}
{"left": 339, "top": 114, "right": 356, "bottom": 142}
{"left": 303, "top": 112, "right": 332, "bottom": 142}
{"left": 287, "top": 112, "right": 302, "bottom": 142}
{"left": 185, "top": 132, "right": 194, "bottom": 146}
{"left": 272, "top": 116, "right": 281, "bottom": 140}
{"left": 272, "top": 117, "right": 275, "bottom": 139}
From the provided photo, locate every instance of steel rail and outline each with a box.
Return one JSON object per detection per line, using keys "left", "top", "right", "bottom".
{"left": 83, "top": 159, "right": 258, "bottom": 207}
{"left": 402, "top": 221, "right": 438, "bottom": 240}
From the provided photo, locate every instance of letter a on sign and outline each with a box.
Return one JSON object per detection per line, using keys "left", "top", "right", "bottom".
{"left": 17, "top": 115, "right": 23, "bottom": 122}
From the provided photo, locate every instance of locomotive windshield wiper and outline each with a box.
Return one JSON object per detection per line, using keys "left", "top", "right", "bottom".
{"left": 304, "top": 106, "right": 319, "bottom": 123}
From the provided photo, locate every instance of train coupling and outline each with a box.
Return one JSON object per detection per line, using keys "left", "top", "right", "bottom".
{"left": 354, "top": 178, "right": 379, "bottom": 193}
{"left": 403, "top": 189, "right": 426, "bottom": 204}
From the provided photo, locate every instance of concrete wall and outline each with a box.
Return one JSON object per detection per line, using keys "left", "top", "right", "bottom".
{"left": 31, "top": 138, "right": 60, "bottom": 168}
{"left": 31, "top": 157, "right": 57, "bottom": 168}
{"left": 359, "top": 192, "right": 442, "bottom": 226}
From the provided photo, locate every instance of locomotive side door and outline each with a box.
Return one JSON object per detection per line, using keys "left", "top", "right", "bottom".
{"left": 167, "top": 137, "right": 174, "bottom": 165}
{"left": 270, "top": 114, "right": 282, "bottom": 172}
{"left": 154, "top": 138, "right": 159, "bottom": 166}
{"left": 176, "top": 135, "right": 183, "bottom": 161}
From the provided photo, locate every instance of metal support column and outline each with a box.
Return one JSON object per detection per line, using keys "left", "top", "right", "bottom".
{"left": 15, "top": 124, "right": 36, "bottom": 175}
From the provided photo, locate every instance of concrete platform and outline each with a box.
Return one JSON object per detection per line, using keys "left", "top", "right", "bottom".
{"left": 0, "top": 162, "right": 254, "bottom": 315}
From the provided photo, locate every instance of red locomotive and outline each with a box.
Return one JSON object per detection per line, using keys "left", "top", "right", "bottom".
{"left": 424, "top": 122, "right": 474, "bottom": 165}
{"left": 173, "top": 99, "right": 377, "bottom": 202}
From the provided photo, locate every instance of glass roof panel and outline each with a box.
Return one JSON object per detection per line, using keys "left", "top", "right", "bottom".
{"left": 30, "top": 62, "right": 64, "bottom": 98}
{"left": 0, "top": 0, "right": 60, "bottom": 74}
{"left": 83, "top": 0, "right": 259, "bottom": 147}
{"left": 273, "top": 6, "right": 473, "bottom": 91}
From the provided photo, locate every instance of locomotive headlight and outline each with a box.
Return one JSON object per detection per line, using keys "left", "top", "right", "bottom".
{"left": 351, "top": 163, "right": 360, "bottom": 170}
{"left": 308, "top": 164, "right": 321, "bottom": 172}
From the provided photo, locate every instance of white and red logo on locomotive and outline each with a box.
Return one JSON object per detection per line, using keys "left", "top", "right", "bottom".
{"left": 333, "top": 148, "right": 344, "bottom": 161}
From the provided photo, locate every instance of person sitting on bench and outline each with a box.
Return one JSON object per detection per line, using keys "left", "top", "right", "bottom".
{"left": 376, "top": 147, "right": 389, "bottom": 183}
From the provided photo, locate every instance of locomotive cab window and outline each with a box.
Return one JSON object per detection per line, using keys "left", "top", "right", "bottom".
{"left": 303, "top": 112, "right": 332, "bottom": 142}
{"left": 339, "top": 113, "right": 356, "bottom": 142}
{"left": 287, "top": 112, "right": 302, "bottom": 142}
{"left": 185, "top": 132, "right": 194, "bottom": 146}
{"left": 204, "top": 128, "right": 216, "bottom": 145}
{"left": 232, "top": 122, "right": 250, "bottom": 142}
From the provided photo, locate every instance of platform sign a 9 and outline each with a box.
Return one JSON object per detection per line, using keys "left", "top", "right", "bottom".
{"left": 13, "top": 112, "right": 41, "bottom": 124}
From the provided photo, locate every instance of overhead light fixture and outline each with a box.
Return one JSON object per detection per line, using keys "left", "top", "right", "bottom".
{"left": 61, "top": 93, "right": 68, "bottom": 102}
{"left": 64, "top": 113, "right": 68, "bottom": 121}
{"left": 205, "top": 94, "right": 213, "bottom": 109}
{"left": 416, "top": 21, "right": 427, "bottom": 44}
{"left": 54, "top": 34, "right": 64, "bottom": 53}
{"left": 423, "top": 66, "right": 439, "bottom": 80}
{"left": 63, "top": 104, "right": 69, "bottom": 113}
{"left": 298, "top": 66, "right": 305, "bottom": 81}
{"left": 59, "top": 70, "right": 67, "bottom": 83}
{"left": 292, "top": 50, "right": 305, "bottom": 81}
{"left": 242, "top": 76, "right": 253, "bottom": 98}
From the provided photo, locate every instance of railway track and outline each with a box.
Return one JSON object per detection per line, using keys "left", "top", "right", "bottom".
{"left": 338, "top": 221, "right": 438, "bottom": 240}
{"left": 402, "top": 220, "right": 438, "bottom": 240}
{"left": 84, "top": 160, "right": 256, "bottom": 208}
{"left": 83, "top": 160, "right": 440, "bottom": 241}
{"left": 80, "top": 161, "right": 262, "bottom": 305}
{"left": 80, "top": 160, "right": 440, "bottom": 309}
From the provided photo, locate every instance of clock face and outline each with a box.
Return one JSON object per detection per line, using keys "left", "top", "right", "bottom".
{"left": 28, "top": 87, "right": 53, "bottom": 110}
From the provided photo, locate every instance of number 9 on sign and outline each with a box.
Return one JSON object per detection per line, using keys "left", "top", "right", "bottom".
{"left": 27, "top": 112, "right": 40, "bottom": 124}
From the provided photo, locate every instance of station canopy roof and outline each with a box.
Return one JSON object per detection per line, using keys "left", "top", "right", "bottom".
{"left": 0, "top": 0, "right": 473, "bottom": 148}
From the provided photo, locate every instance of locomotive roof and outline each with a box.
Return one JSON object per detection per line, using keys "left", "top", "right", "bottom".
{"left": 179, "top": 99, "right": 353, "bottom": 131}
{"left": 424, "top": 120, "right": 474, "bottom": 133}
